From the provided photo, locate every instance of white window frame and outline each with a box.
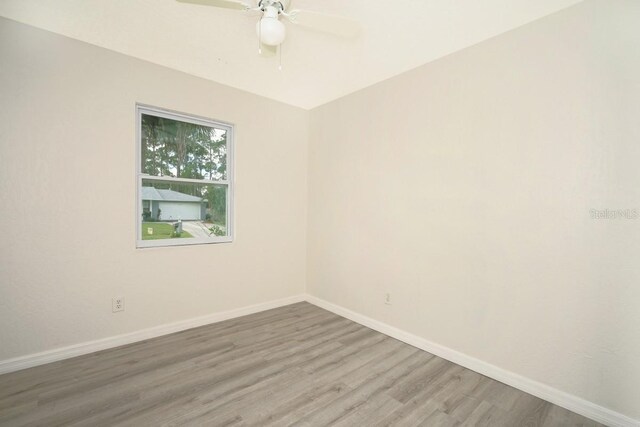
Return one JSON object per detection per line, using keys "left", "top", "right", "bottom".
{"left": 136, "top": 104, "right": 234, "bottom": 248}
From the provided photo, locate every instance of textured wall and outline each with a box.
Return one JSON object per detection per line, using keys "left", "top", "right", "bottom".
{"left": 0, "top": 17, "right": 308, "bottom": 359}
{"left": 307, "top": 0, "right": 640, "bottom": 420}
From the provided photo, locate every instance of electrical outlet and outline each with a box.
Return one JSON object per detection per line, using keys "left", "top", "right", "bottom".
{"left": 384, "top": 293, "right": 391, "bottom": 305}
{"left": 112, "top": 296, "right": 124, "bottom": 313}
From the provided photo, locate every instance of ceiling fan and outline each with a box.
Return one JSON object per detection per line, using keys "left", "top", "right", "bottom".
{"left": 176, "top": 0, "right": 360, "bottom": 57}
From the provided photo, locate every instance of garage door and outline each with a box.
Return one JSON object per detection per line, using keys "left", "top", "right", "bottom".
{"left": 158, "top": 202, "right": 201, "bottom": 220}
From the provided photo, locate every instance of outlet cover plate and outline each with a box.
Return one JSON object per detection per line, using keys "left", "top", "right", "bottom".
{"left": 112, "top": 297, "right": 124, "bottom": 312}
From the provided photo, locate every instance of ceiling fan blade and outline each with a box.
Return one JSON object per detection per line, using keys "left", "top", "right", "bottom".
{"left": 259, "top": 43, "right": 278, "bottom": 57}
{"left": 285, "top": 10, "right": 360, "bottom": 38}
{"left": 244, "top": 7, "right": 263, "bottom": 17}
{"left": 176, "top": 0, "right": 251, "bottom": 11}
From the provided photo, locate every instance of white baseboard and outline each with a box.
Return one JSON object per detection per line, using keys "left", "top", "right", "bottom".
{"left": 0, "top": 294, "right": 305, "bottom": 375}
{"left": 304, "top": 294, "right": 639, "bottom": 427}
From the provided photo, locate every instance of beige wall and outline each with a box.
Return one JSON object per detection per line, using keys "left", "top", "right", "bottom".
{"left": 0, "top": 17, "right": 308, "bottom": 360}
{"left": 307, "top": 0, "right": 639, "bottom": 420}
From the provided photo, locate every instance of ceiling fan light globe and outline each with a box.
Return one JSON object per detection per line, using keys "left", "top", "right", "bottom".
{"left": 256, "top": 17, "right": 286, "bottom": 46}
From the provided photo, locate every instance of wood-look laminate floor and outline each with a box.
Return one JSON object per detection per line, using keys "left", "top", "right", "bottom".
{"left": 0, "top": 302, "right": 602, "bottom": 427}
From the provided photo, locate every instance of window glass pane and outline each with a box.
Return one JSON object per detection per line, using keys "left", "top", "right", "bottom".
{"left": 140, "top": 179, "right": 228, "bottom": 241}
{"left": 141, "top": 113, "right": 227, "bottom": 181}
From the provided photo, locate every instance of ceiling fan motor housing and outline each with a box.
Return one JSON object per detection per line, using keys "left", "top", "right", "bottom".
{"left": 258, "top": 0, "right": 289, "bottom": 14}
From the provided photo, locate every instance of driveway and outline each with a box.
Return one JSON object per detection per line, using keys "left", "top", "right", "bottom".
{"left": 180, "top": 221, "right": 213, "bottom": 239}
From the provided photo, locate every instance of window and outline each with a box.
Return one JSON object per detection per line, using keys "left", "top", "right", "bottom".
{"left": 136, "top": 105, "right": 233, "bottom": 248}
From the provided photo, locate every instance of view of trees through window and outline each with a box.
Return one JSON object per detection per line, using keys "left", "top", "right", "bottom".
{"left": 138, "top": 109, "right": 232, "bottom": 246}
{"left": 141, "top": 113, "right": 227, "bottom": 181}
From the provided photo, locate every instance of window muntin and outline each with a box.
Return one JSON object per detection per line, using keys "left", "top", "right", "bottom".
{"left": 137, "top": 105, "right": 233, "bottom": 248}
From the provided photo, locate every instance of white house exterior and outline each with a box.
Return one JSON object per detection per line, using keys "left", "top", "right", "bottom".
{"left": 141, "top": 187, "right": 205, "bottom": 221}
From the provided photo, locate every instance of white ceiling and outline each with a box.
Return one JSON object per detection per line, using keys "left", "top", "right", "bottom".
{"left": 0, "top": 0, "right": 582, "bottom": 109}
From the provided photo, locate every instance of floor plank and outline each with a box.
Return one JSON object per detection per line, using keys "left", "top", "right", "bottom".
{"left": 0, "top": 302, "right": 604, "bottom": 426}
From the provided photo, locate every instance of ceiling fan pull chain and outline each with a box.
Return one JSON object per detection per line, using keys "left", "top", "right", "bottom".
{"left": 258, "top": 18, "right": 262, "bottom": 54}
